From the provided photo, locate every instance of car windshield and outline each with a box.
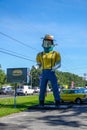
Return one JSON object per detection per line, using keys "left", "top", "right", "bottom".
{"left": 19, "top": 86, "right": 24, "bottom": 89}
{"left": 2, "top": 88, "right": 5, "bottom": 90}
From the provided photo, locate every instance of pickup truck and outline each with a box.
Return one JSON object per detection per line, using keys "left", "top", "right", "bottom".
{"left": 16, "top": 85, "right": 34, "bottom": 95}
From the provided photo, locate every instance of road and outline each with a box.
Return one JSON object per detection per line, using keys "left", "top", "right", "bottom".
{"left": 0, "top": 92, "right": 38, "bottom": 98}
{"left": 0, "top": 104, "right": 87, "bottom": 130}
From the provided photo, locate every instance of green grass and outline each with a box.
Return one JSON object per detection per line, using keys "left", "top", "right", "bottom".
{"left": 0, "top": 93, "right": 54, "bottom": 117}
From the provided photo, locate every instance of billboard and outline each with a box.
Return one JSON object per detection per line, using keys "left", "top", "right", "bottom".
{"left": 7, "top": 68, "right": 30, "bottom": 83}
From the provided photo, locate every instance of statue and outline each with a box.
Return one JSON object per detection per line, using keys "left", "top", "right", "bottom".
{"left": 36, "top": 34, "right": 61, "bottom": 107}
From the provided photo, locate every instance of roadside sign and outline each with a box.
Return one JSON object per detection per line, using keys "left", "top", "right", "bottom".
{"left": 7, "top": 68, "right": 30, "bottom": 83}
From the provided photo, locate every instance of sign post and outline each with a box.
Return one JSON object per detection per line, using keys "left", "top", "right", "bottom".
{"left": 7, "top": 67, "right": 30, "bottom": 108}
{"left": 14, "top": 83, "right": 17, "bottom": 108}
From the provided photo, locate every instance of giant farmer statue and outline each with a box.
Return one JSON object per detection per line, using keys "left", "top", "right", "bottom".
{"left": 36, "top": 34, "right": 61, "bottom": 107}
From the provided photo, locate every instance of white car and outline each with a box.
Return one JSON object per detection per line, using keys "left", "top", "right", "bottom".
{"left": 0, "top": 86, "right": 14, "bottom": 95}
{"left": 33, "top": 87, "right": 40, "bottom": 93}
{"left": 16, "top": 85, "right": 34, "bottom": 95}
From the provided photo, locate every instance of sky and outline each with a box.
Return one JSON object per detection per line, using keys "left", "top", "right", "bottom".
{"left": 0, "top": 0, "right": 87, "bottom": 78}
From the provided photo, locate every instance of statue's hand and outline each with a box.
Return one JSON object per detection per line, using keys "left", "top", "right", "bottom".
{"left": 52, "top": 61, "right": 61, "bottom": 71}
{"left": 35, "top": 63, "right": 41, "bottom": 69}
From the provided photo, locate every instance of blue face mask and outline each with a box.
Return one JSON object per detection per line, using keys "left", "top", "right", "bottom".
{"left": 43, "top": 46, "right": 53, "bottom": 53}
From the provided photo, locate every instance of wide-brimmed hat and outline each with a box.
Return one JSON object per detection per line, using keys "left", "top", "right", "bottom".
{"left": 42, "top": 34, "right": 54, "bottom": 40}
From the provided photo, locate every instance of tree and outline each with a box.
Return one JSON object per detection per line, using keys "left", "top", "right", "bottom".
{"left": 29, "top": 66, "right": 41, "bottom": 87}
{"left": 0, "top": 69, "right": 6, "bottom": 88}
{"left": 28, "top": 66, "right": 85, "bottom": 89}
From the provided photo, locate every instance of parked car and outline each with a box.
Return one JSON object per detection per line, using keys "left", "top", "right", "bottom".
{"left": 60, "top": 89, "right": 87, "bottom": 104}
{"left": 16, "top": 85, "right": 34, "bottom": 95}
{"left": 78, "top": 88, "right": 87, "bottom": 94}
{"left": 0, "top": 88, "right": 2, "bottom": 94}
{"left": 0, "top": 86, "right": 14, "bottom": 95}
{"left": 33, "top": 87, "right": 40, "bottom": 93}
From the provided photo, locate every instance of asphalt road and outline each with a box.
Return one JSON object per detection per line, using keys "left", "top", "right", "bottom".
{"left": 0, "top": 94, "right": 13, "bottom": 98}
{"left": 0, "top": 104, "right": 87, "bottom": 130}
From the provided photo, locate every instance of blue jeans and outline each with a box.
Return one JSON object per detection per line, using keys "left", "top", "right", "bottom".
{"left": 39, "top": 69, "right": 60, "bottom": 102}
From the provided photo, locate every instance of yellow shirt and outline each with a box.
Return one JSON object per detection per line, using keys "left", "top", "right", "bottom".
{"left": 36, "top": 51, "right": 61, "bottom": 69}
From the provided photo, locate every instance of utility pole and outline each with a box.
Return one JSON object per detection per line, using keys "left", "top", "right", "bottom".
{"left": 28, "top": 68, "right": 32, "bottom": 89}
{"left": 31, "top": 74, "right": 32, "bottom": 89}
{"left": 83, "top": 73, "right": 87, "bottom": 87}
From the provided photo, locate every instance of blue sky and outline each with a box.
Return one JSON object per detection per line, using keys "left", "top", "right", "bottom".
{"left": 0, "top": 0, "right": 87, "bottom": 77}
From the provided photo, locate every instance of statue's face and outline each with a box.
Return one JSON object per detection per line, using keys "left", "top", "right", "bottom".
{"left": 43, "top": 46, "right": 53, "bottom": 53}
{"left": 42, "top": 40, "right": 53, "bottom": 48}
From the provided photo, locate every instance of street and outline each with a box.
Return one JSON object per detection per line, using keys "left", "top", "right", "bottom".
{"left": 0, "top": 104, "right": 87, "bottom": 130}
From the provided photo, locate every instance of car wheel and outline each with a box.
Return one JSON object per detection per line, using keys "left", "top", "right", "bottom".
{"left": 25, "top": 92, "right": 28, "bottom": 96}
{"left": 75, "top": 98, "right": 81, "bottom": 104}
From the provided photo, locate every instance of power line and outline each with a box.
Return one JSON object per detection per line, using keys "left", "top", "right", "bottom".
{"left": 0, "top": 31, "right": 86, "bottom": 75}
{"left": 0, "top": 47, "right": 33, "bottom": 60}
{"left": 0, "top": 49, "right": 35, "bottom": 62}
{"left": 0, "top": 31, "right": 40, "bottom": 51}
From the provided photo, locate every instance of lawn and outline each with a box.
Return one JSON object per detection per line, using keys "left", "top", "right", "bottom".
{"left": 0, "top": 93, "right": 54, "bottom": 117}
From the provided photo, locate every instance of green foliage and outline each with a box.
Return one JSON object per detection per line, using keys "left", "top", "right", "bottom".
{"left": 0, "top": 65, "right": 85, "bottom": 89}
{"left": 29, "top": 66, "right": 41, "bottom": 87}
{"left": 29, "top": 67, "right": 85, "bottom": 88}
{"left": 56, "top": 71, "right": 85, "bottom": 88}
{"left": 0, "top": 69, "right": 6, "bottom": 88}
